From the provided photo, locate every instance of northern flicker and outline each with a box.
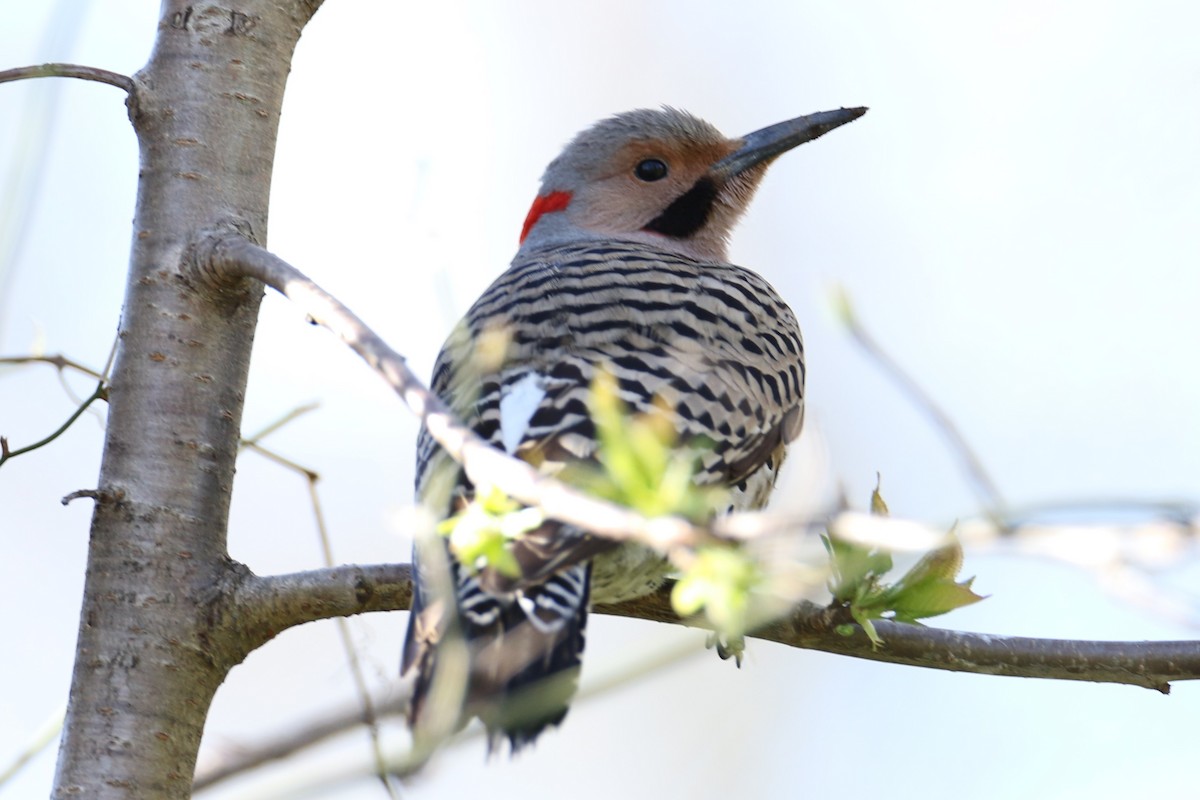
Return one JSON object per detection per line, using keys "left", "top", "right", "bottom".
{"left": 402, "top": 105, "right": 865, "bottom": 752}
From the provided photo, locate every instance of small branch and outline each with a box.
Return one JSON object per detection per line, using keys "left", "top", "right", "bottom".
{"left": 304, "top": 469, "right": 400, "bottom": 798}
{"left": 193, "top": 693, "right": 409, "bottom": 792}
{"left": 772, "top": 611, "right": 1191, "bottom": 694}
{"left": 238, "top": 405, "right": 323, "bottom": 479}
{"left": 0, "top": 380, "right": 107, "bottom": 469}
{"left": 191, "top": 233, "right": 707, "bottom": 556}
{"left": 215, "top": 554, "right": 1199, "bottom": 788}
{"left": 242, "top": 402, "right": 320, "bottom": 445}
{"left": 236, "top": 564, "right": 414, "bottom": 648}
{"left": 603, "top": 588, "right": 1199, "bottom": 693}
{"left": 1004, "top": 497, "right": 1200, "bottom": 529}
{"left": 205, "top": 236, "right": 1169, "bottom": 565}
{"left": 61, "top": 488, "right": 125, "bottom": 506}
{"left": 231, "top": 405, "right": 398, "bottom": 794}
{"left": 0, "top": 63, "right": 133, "bottom": 93}
{"left": 0, "top": 353, "right": 105, "bottom": 380}
{"left": 195, "top": 629, "right": 698, "bottom": 791}
{"left": 0, "top": 705, "right": 64, "bottom": 789}
{"left": 198, "top": 232, "right": 1200, "bottom": 650}
{"left": 240, "top": 441, "right": 318, "bottom": 481}
{"left": 1, "top": 352, "right": 111, "bottom": 425}
{"left": 244, "top": 563, "right": 1200, "bottom": 692}
{"left": 833, "top": 286, "right": 1007, "bottom": 523}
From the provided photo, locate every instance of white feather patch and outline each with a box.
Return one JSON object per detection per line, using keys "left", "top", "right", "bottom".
{"left": 499, "top": 372, "right": 546, "bottom": 455}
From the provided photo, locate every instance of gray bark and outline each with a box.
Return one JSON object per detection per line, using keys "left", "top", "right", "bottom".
{"left": 52, "top": 2, "right": 321, "bottom": 797}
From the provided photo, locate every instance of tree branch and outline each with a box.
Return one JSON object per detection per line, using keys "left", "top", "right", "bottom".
{"left": 235, "top": 564, "right": 413, "bottom": 649}
{"left": 0, "top": 380, "right": 107, "bottom": 468}
{"left": 0, "top": 63, "right": 133, "bottom": 93}
{"left": 0, "top": 353, "right": 106, "bottom": 379}
{"left": 197, "top": 573, "right": 1200, "bottom": 792}
{"left": 193, "top": 693, "right": 409, "bottom": 792}
{"left": 191, "top": 235, "right": 936, "bottom": 564}
{"left": 199, "top": 232, "right": 1200, "bottom": 694}
{"left": 189, "top": 232, "right": 711, "bottom": 556}
{"left": 189, "top": 233, "right": 1200, "bottom": 576}
{"left": 605, "top": 591, "right": 1200, "bottom": 693}
{"left": 243, "top": 563, "right": 1200, "bottom": 692}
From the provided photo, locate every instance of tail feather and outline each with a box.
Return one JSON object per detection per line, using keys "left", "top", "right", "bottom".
{"left": 403, "top": 545, "right": 591, "bottom": 754}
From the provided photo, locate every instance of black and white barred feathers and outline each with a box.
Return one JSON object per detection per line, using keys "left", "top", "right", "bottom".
{"left": 401, "top": 106, "right": 865, "bottom": 753}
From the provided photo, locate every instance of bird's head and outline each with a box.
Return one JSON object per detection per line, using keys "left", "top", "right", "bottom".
{"left": 518, "top": 106, "right": 866, "bottom": 262}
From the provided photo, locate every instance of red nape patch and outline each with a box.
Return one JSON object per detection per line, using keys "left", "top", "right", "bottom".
{"left": 519, "top": 191, "right": 572, "bottom": 243}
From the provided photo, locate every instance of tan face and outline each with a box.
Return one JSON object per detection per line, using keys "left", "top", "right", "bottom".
{"left": 523, "top": 107, "right": 830, "bottom": 261}
{"left": 569, "top": 137, "right": 739, "bottom": 234}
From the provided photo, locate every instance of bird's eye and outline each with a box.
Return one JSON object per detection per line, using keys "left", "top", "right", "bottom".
{"left": 634, "top": 158, "right": 669, "bottom": 182}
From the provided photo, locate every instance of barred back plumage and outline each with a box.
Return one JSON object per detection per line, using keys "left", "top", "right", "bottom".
{"left": 401, "top": 105, "right": 865, "bottom": 756}
{"left": 416, "top": 240, "right": 805, "bottom": 504}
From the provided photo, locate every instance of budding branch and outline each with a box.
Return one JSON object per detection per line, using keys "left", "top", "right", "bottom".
{"left": 182, "top": 229, "right": 1200, "bottom": 693}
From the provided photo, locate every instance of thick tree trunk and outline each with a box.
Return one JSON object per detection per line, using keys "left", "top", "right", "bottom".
{"left": 52, "top": 2, "right": 320, "bottom": 797}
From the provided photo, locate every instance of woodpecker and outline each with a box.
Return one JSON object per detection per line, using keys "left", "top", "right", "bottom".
{"left": 402, "top": 105, "right": 865, "bottom": 753}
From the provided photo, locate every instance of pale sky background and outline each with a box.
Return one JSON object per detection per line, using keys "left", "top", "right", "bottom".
{"left": 2, "top": 2, "right": 1199, "bottom": 798}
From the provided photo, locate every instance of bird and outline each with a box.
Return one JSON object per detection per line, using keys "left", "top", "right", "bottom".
{"left": 402, "top": 105, "right": 865, "bottom": 754}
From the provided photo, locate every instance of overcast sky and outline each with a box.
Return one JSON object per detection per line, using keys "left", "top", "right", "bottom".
{"left": 2, "top": 2, "right": 1199, "bottom": 798}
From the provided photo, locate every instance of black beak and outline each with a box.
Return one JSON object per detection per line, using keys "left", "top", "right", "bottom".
{"left": 710, "top": 107, "right": 867, "bottom": 180}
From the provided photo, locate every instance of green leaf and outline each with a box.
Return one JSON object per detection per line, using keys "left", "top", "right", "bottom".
{"left": 820, "top": 481, "right": 986, "bottom": 644}
{"left": 888, "top": 578, "right": 984, "bottom": 623}
{"left": 438, "top": 484, "right": 544, "bottom": 579}
{"left": 671, "top": 546, "right": 761, "bottom": 639}
{"left": 889, "top": 534, "right": 965, "bottom": 593}
{"left": 822, "top": 533, "right": 893, "bottom": 602}
{"left": 870, "top": 472, "right": 889, "bottom": 516}
{"left": 881, "top": 531, "right": 984, "bottom": 622}
{"left": 447, "top": 516, "right": 520, "bottom": 578}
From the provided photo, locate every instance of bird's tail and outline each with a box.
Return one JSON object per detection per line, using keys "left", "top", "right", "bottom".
{"left": 403, "top": 558, "right": 592, "bottom": 754}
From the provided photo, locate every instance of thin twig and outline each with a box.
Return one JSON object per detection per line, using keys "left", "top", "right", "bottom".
{"left": 195, "top": 630, "right": 711, "bottom": 792}
{"left": 1004, "top": 497, "right": 1200, "bottom": 528}
{"left": 61, "top": 488, "right": 123, "bottom": 506}
{"left": 193, "top": 233, "right": 707, "bottom": 556}
{"left": 242, "top": 402, "right": 320, "bottom": 444}
{"left": 0, "top": 380, "right": 107, "bottom": 468}
{"left": 239, "top": 404, "right": 322, "bottom": 480}
{"left": 240, "top": 441, "right": 319, "bottom": 481}
{"left": 1, "top": 352, "right": 111, "bottom": 424}
{"left": 0, "top": 353, "right": 105, "bottom": 380}
{"left": 833, "top": 286, "right": 1007, "bottom": 523}
{"left": 0, "top": 63, "right": 133, "bottom": 93}
{"left": 306, "top": 478, "right": 400, "bottom": 799}
{"left": 193, "top": 693, "right": 409, "bottom": 792}
{"left": 0, "top": 706, "right": 64, "bottom": 789}
{"left": 201, "top": 232, "right": 1200, "bottom": 687}
{"left": 234, "top": 402, "right": 396, "bottom": 795}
